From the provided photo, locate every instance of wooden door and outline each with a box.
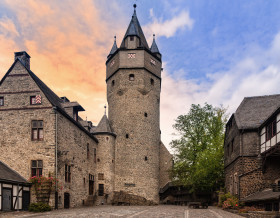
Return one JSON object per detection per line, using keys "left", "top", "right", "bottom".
{"left": 22, "top": 191, "right": 30, "bottom": 211}
{"left": 3, "top": 188, "right": 12, "bottom": 211}
{"left": 64, "top": 193, "right": 70, "bottom": 209}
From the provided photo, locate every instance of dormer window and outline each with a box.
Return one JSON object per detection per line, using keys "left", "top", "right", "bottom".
{"left": 130, "top": 36, "right": 134, "bottom": 41}
{"left": 266, "top": 118, "right": 276, "bottom": 141}
{"left": 73, "top": 110, "right": 78, "bottom": 121}
{"left": 0, "top": 96, "right": 3, "bottom": 106}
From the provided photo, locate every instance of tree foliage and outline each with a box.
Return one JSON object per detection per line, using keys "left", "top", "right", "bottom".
{"left": 171, "top": 103, "right": 227, "bottom": 193}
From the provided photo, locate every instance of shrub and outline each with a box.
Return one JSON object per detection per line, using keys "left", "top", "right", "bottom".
{"left": 222, "top": 196, "right": 239, "bottom": 209}
{"left": 28, "top": 202, "right": 51, "bottom": 212}
{"left": 218, "top": 192, "right": 233, "bottom": 207}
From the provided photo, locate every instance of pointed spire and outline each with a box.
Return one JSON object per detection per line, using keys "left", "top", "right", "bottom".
{"left": 94, "top": 114, "right": 113, "bottom": 134}
{"left": 120, "top": 4, "right": 149, "bottom": 49}
{"left": 108, "top": 36, "right": 118, "bottom": 57}
{"left": 150, "top": 34, "right": 160, "bottom": 54}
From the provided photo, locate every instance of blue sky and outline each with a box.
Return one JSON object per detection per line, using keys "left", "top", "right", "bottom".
{"left": 1, "top": 1, "right": 280, "bottom": 150}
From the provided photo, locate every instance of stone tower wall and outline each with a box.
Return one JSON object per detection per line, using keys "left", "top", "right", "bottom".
{"left": 159, "top": 142, "right": 173, "bottom": 189}
{"left": 95, "top": 134, "right": 115, "bottom": 203}
{"left": 107, "top": 49, "right": 162, "bottom": 202}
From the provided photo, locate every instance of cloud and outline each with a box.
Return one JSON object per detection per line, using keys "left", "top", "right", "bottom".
{"left": 161, "top": 32, "right": 280, "bottom": 152}
{"left": 0, "top": 0, "right": 127, "bottom": 124}
{"left": 144, "top": 9, "right": 194, "bottom": 39}
{"left": 0, "top": 16, "right": 19, "bottom": 37}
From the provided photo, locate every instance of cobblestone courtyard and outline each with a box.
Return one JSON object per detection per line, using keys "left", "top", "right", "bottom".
{"left": 0, "top": 205, "right": 242, "bottom": 218}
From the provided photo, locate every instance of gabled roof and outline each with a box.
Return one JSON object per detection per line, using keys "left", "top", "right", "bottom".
{"left": 92, "top": 114, "right": 116, "bottom": 137}
{"left": 234, "top": 94, "right": 280, "bottom": 129}
{"left": 120, "top": 7, "right": 149, "bottom": 50}
{"left": 0, "top": 58, "right": 98, "bottom": 143}
{"left": 0, "top": 161, "right": 29, "bottom": 184}
{"left": 150, "top": 35, "right": 160, "bottom": 54}
{"left": 241, "top": 188, "right": 280, "bottom": 202}
{"left": 0, "top": 58, "right": 64, "bottom": 108}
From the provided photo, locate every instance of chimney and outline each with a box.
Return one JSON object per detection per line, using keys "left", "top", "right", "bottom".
{"left": 14, "top": 51, "right": 31, "bottom": 70}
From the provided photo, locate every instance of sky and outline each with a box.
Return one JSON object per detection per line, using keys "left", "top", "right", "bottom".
{"left": 1, "top": 0, "right": 280, "bottom": 152}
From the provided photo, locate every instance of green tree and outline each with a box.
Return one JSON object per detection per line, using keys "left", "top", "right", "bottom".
{"left": 171, "top": 103, "right": 227, "bottom": 193}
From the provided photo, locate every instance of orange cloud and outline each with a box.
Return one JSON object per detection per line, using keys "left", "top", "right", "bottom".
{"left": 0, "top": 0, "right": 126, "bottom": 124}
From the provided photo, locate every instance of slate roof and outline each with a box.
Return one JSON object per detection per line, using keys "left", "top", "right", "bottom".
{"left": 0, "top": 58, "right": 98, "bottom": 143}
{"left": 241, "top": 189, "right": 280, "bottom": 202}
{"left": 120, "top": 7, "right": 149, "bottom": 50}
{"left": 150, "top": 35, "right": 160, "bottom": 54}
{"left": 108, "top": 36, "right": 118, "bottom": 57}
{"left": 92, "top": 114, "right": 116, "bottom": 136}
{"left": 234, "top": 94, "right": 280, "bottom": 129}
{"left": 0, "top": 161, "right": 29, "bottom": 184}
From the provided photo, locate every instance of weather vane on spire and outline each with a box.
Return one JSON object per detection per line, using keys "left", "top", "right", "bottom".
{"left": 104, "top": 104, "right": 107, "bottom": 115}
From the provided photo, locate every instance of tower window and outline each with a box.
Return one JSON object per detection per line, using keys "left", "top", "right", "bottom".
{"left": 144, "top": 113, "right": 148, "bottom": 117}
{"left": 87, "top": 143, "right": 89, "bottom": 159}
{"left": 0, "top": 96, "right": 3, "bottom": 106}
{"left": 145, "top": 156, "right": 148, "bottom": 161}
{"left": 129, "top": 74, "right": 135, "bottom": 81}
{"left": 130, "top": 36, "right": 134, "bottom": 41}
{"left": 98, "top": 173, "right": 104, "bottom": 180}
{"left": 112, "top": 80, "right": 115, "bottom": 86}
{"left": 150, "top": 78, "right": 154, "bottom": 86}
{"left": 126, "top": 134, "right": 129, "bottom": 138}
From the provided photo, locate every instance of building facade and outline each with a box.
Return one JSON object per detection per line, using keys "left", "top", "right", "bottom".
{"left": 224, "top": 95, "right": 280, "bottom": 211}
{"left": 0, "top": 6, "right": 172, "bottom": 210}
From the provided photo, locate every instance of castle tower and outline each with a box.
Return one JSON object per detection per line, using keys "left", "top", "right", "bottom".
{"left": 106, "top": 5, "right": 162, "bottom": 203}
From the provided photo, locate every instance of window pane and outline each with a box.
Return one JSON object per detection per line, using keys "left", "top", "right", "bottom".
{"left": 38, "top": 168, "right": 42, "bottom": 176}
{"left": 38, "top": 160, "right": 43, "bottom": 167}
{"left": 32, "top": 121, "right": 37, "bottom": 128}
{"left": 39, "top": 121, "right": 43, "bottom": 128}
{"left": 31, "top": 169, "right": 36, "bottom": 177}
{"left": 32, "top": 160, "right": 37, "bottom": 167}
{"left": 273, "top": 120, "right": 277, "bottom": 136}
{"left": 39, "top": 129, "right": 43, "bottom": 139}
{"left": 32, "top": 129, "right": 38, "bottom": 139}
{"left": 30, "top": 96, "right": 36, "bottom": 105}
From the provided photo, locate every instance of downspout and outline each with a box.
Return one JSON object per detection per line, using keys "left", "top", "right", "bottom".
{"left": 54, "top": 107, "right": 58, "bottom": 209}
{"left": 238, "top": 129, "right": 244, "bottom": 200}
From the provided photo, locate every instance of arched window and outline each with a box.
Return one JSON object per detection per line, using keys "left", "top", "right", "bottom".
{"left": 112, "top": 80, "right": 115, "bottom": 86}
{"left": 150, "top": 78, "right": 154, "bottom": 85}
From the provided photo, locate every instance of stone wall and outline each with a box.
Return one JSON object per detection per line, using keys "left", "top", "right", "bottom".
{"left": 107, "top": 46, "right": 162, "bottom": 203}
{"left": 56, "top": 111, "right": 98, "bottom": 208}
{"left": 159, "top": 142, "right": 172, "bottom": 189}
{"left": 224, "top": 117, "right": 241, "bottom": 167}
{"left": 94, "top": 134, "right": 115, "bottom": 204}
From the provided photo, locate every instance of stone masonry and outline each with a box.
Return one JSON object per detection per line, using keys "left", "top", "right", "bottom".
{"left": 0, "top": 6, "right": 172, "bottom": 210}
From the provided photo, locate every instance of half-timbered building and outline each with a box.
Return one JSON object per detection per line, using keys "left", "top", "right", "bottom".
{"left": 224, "top": 95, "right": 280, "bottom": 211}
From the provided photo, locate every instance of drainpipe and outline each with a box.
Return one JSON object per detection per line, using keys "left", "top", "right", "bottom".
{"left": 238, "top": 129, "right": 244, "bottom": 200}
{"left": 54, "top": 107, "right": 58, "bottom": 209}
